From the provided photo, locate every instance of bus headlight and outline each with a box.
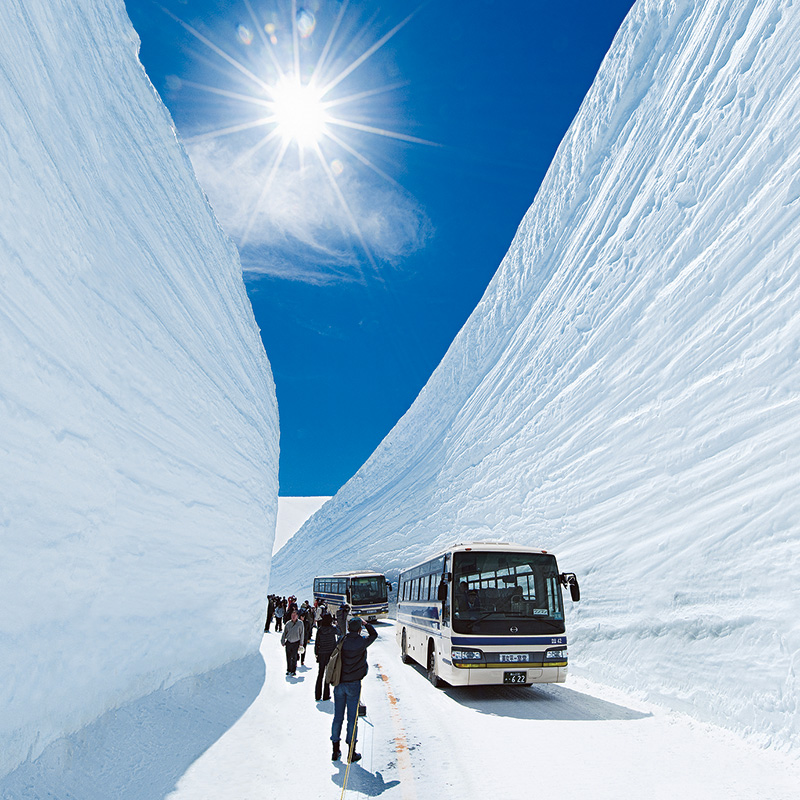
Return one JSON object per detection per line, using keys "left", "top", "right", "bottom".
{"left": 451, "top": 648, "right": 484, "bottom": 662}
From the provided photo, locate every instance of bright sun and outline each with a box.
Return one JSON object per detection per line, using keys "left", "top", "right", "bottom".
{"left": 168, "top": 3, "right": 436, "bottom": 257}
{"left": 271, "top": 77, "right": 327, "bottom": 147}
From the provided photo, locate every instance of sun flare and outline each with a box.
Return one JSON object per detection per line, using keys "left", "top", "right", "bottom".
{"left": 167, "top": 1, "right": 437, "bottom": 262}
{"left": 272, "top": 77, "right": 328, "bottom": 147}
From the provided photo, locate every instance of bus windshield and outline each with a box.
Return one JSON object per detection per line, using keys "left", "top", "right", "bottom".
{"left": 452, "top": 551, "right": 565, "bottom": 635}
{"left": 350, "top": 575, "right": 387, "bottom": 604}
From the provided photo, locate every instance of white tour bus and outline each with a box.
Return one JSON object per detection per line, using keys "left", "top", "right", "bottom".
{"left": 396, "top": 542, "right": 580, "bottom": 687}
{"left": 313, "top": 571, "right": 391, "bottom": 622}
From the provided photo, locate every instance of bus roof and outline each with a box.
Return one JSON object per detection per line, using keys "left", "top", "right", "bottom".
{"left": 399, "top": 542, "right": 552, "bottom": 576}
{"left": 315, "top": 570, "right": 386, "bottom": 579}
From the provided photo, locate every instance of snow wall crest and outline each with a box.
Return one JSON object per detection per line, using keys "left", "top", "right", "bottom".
{"left": 271, "top": 0, "right": 800, "bottom": 750}
{"left": 0, "top": 0, "right": 278, "bottom": 778}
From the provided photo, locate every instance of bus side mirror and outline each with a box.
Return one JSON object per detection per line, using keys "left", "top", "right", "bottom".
{"left": 437, "top": 581, "right": 448, "bottom": 602}
{"left": 560, "top": 573, "right": 581, "bottom": 602}
{"left": 387, "top": 582, "right": 393, "bottom": 592}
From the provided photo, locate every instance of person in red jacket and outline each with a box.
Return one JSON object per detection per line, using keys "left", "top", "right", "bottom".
{"left": 330, "top": 618, "right": 377, "bottom": 763}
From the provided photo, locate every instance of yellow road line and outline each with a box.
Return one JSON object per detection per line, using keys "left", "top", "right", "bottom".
{"left": 375, "top": 662, "right": 417, "bottom": 800}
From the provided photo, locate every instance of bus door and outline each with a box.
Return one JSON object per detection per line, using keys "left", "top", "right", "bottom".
{"left": 440, "top": 554, "right": 451, "bottom": 627}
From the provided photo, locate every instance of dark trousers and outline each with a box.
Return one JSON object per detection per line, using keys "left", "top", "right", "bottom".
{"left": 315, "top": 653, "right": 332, "bottom": 701}
{"left": 285, "top": 640, "right": 300, "bottom": 673}
{"left": 275, "top": 616, "right": 283, "bottom": 631}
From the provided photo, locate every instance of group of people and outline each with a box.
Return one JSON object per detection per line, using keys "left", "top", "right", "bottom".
{"left": 264, "top": 594, "right": 378, "bottom": 764}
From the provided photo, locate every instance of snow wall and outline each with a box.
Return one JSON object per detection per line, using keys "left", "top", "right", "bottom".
{"left": 0, "top": 0, "right": 278, "bottom": 779}
{"left": 272, "top": 0, "right": 800, "bottom": 751}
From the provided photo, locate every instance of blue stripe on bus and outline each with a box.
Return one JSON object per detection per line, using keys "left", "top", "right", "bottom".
{"left": 452, "top": 636, "right": 567, "bottom": 646}
{"left": 397, "top": 603, "right": 439, "bottom": 622}
{"left": 314, "top": 592, "right": 389, "bottom": 614}
{"left": 314, "top": 593, "right": 386, "bottom": 609}
{"left": 397, "top": 604, "right": 441, "bottom": 631}
{"left": 397, "top": 616, "right": 440, "bottom": 632}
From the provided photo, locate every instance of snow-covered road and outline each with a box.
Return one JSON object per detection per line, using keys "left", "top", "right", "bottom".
{"left": 165, "top": 621, "right": 799, "bottom": 800}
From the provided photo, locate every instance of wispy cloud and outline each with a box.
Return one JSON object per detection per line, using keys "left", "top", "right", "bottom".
{"left": 187, "top": 137, "right": 433, "bottom": 284}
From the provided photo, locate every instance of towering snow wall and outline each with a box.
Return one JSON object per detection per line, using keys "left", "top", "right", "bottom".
{"left": 272, "top": 0, "right": 800, "bottom": 750}
{"left": 0, "top": 0, "right": 278, "bottom": 779}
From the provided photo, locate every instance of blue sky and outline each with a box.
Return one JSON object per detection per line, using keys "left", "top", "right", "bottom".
{"left": 125, "top": 0, "right": 635, "bottom": 495}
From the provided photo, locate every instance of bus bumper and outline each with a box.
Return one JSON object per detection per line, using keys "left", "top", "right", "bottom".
{"left": 441, "top": 663, "right": 567, "bottom": 686}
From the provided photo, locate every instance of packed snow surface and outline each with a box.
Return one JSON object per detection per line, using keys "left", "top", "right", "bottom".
{"left": 0, "top": 0, "right": 278, "bottom": 780}
{"left": 6, "top": 625, "right": 798, "bottom": 799}
{"left": 272, "top": 0, "right": 800, "bottom": 752}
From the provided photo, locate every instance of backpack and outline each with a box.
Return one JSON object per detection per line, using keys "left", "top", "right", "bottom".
{"left": 325, "top": 639, "right": 345, "bottom": 687}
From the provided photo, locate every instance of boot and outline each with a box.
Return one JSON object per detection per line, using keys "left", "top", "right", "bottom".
{"left": 348, "top": 751, "right": 362, "bottom": 764}
{"left": 331, "top": 741, "right": 341, "bottom": 761}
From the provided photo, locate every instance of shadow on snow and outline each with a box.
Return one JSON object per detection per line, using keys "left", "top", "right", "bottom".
{"left": 0, "top": 653, "right": 265, "bottom": 800}
{"left": 443, "top": 682, "right": 651, "bottom": 721}
{"left": 400, "top": 659, "right": 648, "bottom": 721}
{"left": 332, "top": 761, "right": 400, "bottom": 796}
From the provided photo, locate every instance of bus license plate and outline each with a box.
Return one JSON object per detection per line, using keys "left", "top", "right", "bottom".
{"left": 503, "top": 671, "right": 527, "bottom": 684}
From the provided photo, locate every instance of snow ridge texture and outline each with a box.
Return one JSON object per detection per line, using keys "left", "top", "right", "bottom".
{"left": 271, "top": 0, "right": 800, "bottom": 752}
{"left": 0, "top": 0, "right": 278, "bottom": 779}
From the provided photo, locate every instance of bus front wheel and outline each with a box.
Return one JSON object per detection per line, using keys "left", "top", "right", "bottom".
{"left": 401, "top": 630, "right": 412, "bottom": 664}
{"left": 427, "top": 642, "right": 443, "bottom": 688}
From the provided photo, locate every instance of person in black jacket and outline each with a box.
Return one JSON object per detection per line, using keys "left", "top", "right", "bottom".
{"left": 264, "top": 596, "right": 275, "bottom": 632}
{"left": 314, "top": 613, "right": 339, "bottom": 701}
{"left": 330, "top": 618, "right": 377, "bottom": 763}
{"left": 299, "top": 607, "right": 313, "bottom": 666}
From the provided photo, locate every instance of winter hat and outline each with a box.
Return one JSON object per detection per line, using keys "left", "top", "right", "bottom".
{"left": 321, "top": 613, "right": 333, "bottom": 626}
{"left": 348, "top": 618, "right": 363, "bottom": 633}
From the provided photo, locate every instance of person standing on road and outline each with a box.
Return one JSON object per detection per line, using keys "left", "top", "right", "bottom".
{"left": 330, "top": 618, "right": 377, "bottom": 763}
{"left": 265, "top": 596, "right": 275, "bottom": 632}
{"left": 299, "top": 607, "right": 313, "bottom": 667}
{"left": 274, "top": 600, "right": 285, "bottom": 632}
{"left": 336, "top": 603, "right": 350, "bottom": 633}
{"left": 281, "top": 609, "right": 305, "bottom": 676}
{"left": 314, "top": 613, "right": 339, "bottom": 702}
{"left": 314, "top": 600, "right": 325, "bottom": 627}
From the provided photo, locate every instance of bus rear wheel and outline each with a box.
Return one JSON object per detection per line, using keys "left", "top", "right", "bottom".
{"left": 401, "top": 630, "right": 412, "bottom": 664}
{"left": 427, "top": 642, "right": 443, "bottom": 688}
